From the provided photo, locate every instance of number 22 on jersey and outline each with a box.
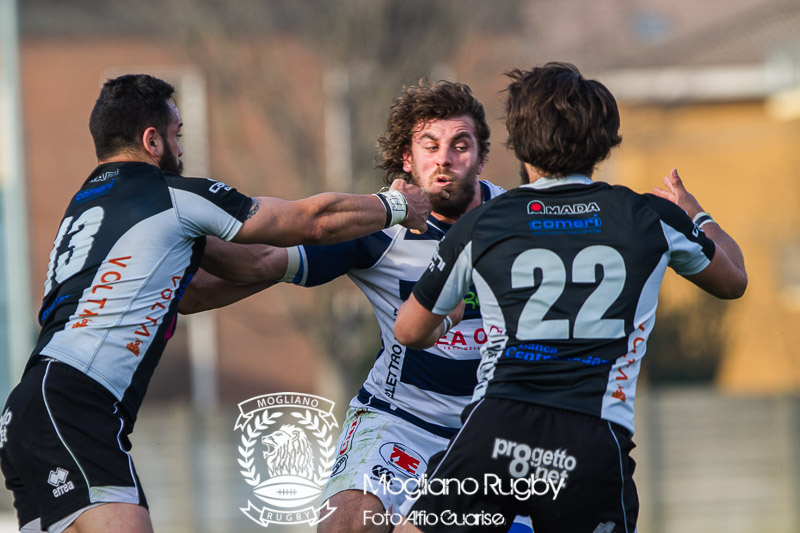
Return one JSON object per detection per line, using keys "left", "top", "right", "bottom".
{"left": 511, "top": 245, "right": 626, "bottom": 340}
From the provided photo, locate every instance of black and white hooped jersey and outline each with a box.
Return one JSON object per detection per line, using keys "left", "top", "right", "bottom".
{"left": 282, "top": 181, "right": 505, "bottom": 437}
{"left": 411, "top": 176, "right": 715, "bottom": 434}
{"left": 28, "top": 162, "right": 252, "bottom": 421}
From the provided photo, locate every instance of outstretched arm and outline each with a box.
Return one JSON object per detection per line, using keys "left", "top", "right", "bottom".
{"left": 179, "top": 269, "right": 275, "bottom": 314}
{"left": 394, "top": 296, "right": 465, "bottom": 349}
{"left": 233, "top": 179, "right": 431, "bottom": 246}
{"left": 178, "top": 237, "right": 290, "bottom": 314}
{"left": 652, "top": 168, "right": 747, "bottom": 299}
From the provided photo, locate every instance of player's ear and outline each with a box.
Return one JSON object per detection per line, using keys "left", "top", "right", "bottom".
{"left": 402, "top": 149, "right": 412, "bottom": 173}
{"left": 142, "top": 127, "right": 162, "bottom": 159}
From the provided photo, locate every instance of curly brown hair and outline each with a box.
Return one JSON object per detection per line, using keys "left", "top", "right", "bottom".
{"left": 504, "top": 63, "right": 621, "bottom": 178}
{"left": 377, "top": 79, "right": 490, "bottom": 186}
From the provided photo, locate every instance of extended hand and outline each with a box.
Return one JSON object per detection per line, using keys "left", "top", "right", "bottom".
{"left": 651, "top": 168, "right": 704, "bottom": 218}
{"left": 390, "top": 179, "right": 431, "bottom": 233}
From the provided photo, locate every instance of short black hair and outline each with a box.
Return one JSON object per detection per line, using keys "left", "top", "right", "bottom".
{"left": 504, "top": 62, "right": 621, "bottom": 178}
{"left": 89, "top": 74, "right": 176, "bottom": 160}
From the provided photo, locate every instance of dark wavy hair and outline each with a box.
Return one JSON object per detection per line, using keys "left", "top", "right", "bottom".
{"left": 377, "top": 79, "right": 490, "bottom": 185}
{"left": 89, "top": 74, "right": 176, "bottom": 160}
{"left": 504, "top": 63, "right": 621, "bottom": 178}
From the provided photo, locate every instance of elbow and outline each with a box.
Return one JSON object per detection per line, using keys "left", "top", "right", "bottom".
{"left": 723, "top": 275, "right": 748, "bottom": 300}
{"left": 393, "top": 323, "right": 420, "bottom": 348}
{"left": 712, "top": 273, "right": 748, "bottom": 300}
{"left": 177, "top": 300, "right": 203, "bottom": 315}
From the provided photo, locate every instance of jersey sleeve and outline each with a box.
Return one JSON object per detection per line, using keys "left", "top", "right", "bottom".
{"left": 412, "top": 213, "right": 477, "bottom": 315}
{"left": 643, "top": 194, "right": 715, "bottom": 275}
{"left": 166, "top": 175, "right": 253, "bottom": 241}
{"left": 282, "top": 230, "right": 394, "bottom": 287}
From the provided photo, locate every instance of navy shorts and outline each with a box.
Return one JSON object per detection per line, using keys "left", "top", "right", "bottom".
{"left": 406, "top": 397, "right": 638, "bottom": 533}
{"left": 0, "top": 358, "right": 147, "bottom": 530}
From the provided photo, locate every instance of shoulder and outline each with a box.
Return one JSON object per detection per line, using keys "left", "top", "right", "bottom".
{"left": 479, "top": 179, "right": 507, "bottom": 201}
{"left": 636, "top": 190, "right": 692, "bottom": 225}
{"left": 161, "top": 173, "right": 232, "bottom": 195}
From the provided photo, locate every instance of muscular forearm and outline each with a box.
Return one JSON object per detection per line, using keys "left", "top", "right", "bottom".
{"left": 394, "top": 296, "right": 465, "bottom": 349}
{"left": 702, "top": 222, "right": 746, "bottom": 276}
{"left": 202, "top": 237, "right": 288, "bottom": 283}
{"left": 178, "top": 269, "right": 275, "bottom": 314}
{"left": 234, "top": 194, "right": 390, "bottom": 246}
{"left": 233, "top": 179, "right": 430, "bottom": 246}
{"left": 286, "top": 193, "right": 395, "bottom": 245}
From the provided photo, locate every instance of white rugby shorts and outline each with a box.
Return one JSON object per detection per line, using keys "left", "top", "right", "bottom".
{"left": 321, "top": 407, "right": 448, "bottom": 513}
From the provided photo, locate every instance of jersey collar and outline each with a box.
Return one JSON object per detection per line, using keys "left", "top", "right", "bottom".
{"left": 522, "top": 174, "right": 594, "bottom": 190}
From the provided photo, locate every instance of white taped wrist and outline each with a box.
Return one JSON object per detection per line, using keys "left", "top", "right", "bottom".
{"left": 278, "top": 247, "right": 302, "bottom": 283}
{"left": 374, "top": 190, "right": 408, "bottom": 228}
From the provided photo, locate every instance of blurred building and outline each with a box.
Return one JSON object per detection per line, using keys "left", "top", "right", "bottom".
{"left": 5, "top": 0, "right": 799, "bottom": 406}
{"left": 2, "top": 1, "right": 800, "bottom": 532}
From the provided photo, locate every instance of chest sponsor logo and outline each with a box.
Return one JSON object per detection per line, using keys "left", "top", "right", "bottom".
{"left": 379, "top": 442, "right": 427, "bottom": 479}
{"left": 527, "top": 200, "right": 600, "bottom": 215}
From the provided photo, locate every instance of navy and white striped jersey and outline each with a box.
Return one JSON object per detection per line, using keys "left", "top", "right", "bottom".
{"left": 28, "top": 162, "right": 252, "bottom": 421}
{"left": 411, "top": 176, "right": 715, "bottom": 434}
{"left": 283, "top": 180, "right": 505, "bottom": 437}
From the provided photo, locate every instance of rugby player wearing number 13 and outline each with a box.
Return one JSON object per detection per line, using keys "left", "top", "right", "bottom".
{"left": 394, "top": 63, "right": 747, "bottom": 533}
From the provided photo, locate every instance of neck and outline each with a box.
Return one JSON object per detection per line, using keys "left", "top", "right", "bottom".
{"left": 99, "top": 150, "right": 158, "bottom": 167}
{"left": 523, "top": 163, "right": 546, "bottom": 184}
{"left": 523, "top": 163, "right": 594, "bottom": 184}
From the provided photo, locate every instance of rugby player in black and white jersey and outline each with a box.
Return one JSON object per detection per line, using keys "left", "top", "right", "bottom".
{"left": 393, "top": 63, "right": 747, "bottom": 533}
{"left": 180, "top": 80, "right": 532, "bottom": 533}
{"left": 0, "top": 74, "right": 432, "bottom": 533}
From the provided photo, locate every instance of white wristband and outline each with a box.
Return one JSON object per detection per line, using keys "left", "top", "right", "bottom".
{"left": 374, "top": 190, "right": 408, "bottom": 228}
{"left": 278, "top": 247, "right": 302, "bottom": 283}
{"left": 442, "top": 316, "right": 453, "bottom": 333}
{"left": 692, "top": 211, "right": 714, "bottom": 229}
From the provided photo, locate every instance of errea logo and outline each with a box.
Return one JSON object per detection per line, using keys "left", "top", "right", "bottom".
{"left": 527, "top": 200, "right": 600, "bottom": 215}
{"left": 48, "top": 467, "right": 75, "bottom": 498}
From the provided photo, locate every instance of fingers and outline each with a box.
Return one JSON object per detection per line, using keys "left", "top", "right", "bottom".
{"left": 389, "top": 179, "right": 431, "bottom": 233}
{"left": 425, "top": 187, "right": 450, "bottom": 201}
{"left": 651, "top": 186, "right": 671, "bottom": 200}
{"left": 652, "top": 168, "right": 704, "bottom": 216}
{"left": 666, "top": 168, "right": 683, "bottom": 190}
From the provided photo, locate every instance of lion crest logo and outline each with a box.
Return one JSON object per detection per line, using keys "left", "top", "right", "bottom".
{"left": 262, "top": 424, "right": 315, "bottom": 478}
{"left": 235, "top": 393, "right": 338, "bottom": 527}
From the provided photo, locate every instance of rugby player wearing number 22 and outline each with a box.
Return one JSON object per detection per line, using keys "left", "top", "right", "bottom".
{"left": 394, "top": 63, "right": 747, "bottom": 533}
